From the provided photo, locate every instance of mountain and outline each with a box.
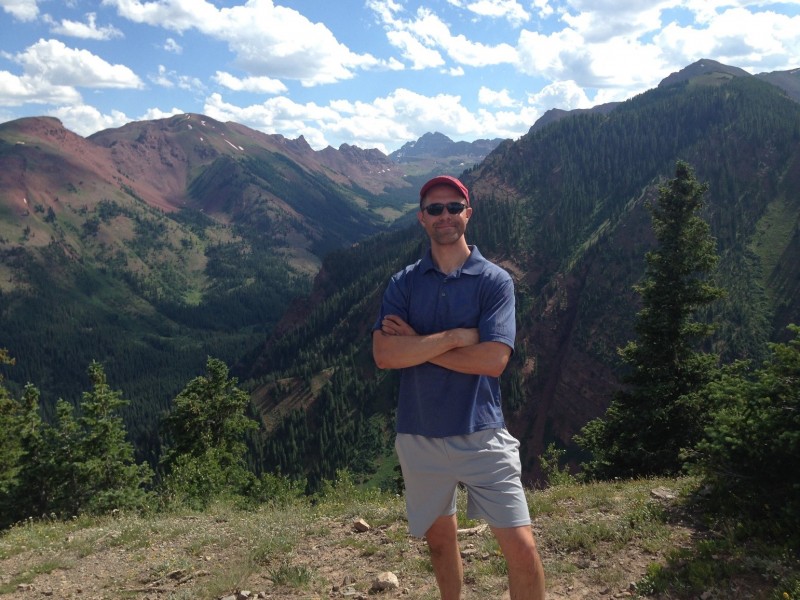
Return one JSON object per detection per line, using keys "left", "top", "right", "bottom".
{"left": 657, "top": 58, "right": 751, "bottom": 87}
{"left": 389, "top": 132, "right": 504, "bottom": 179}
{"left": 0, "top": 116, "right": 499, "bottom": 463}
{"left": 530, "top": 59, "right": 800, "bottom": 133}
{"left": 2, "top": 59, "right": 799, "bottom": 488}
{"left": 528, "top": 102, "right": 620, "bottom": 133}
{"left": 390, "top": 131, "right": 503, "bottom": 161}
{"left": 242, "top": 60, "right": 800, "bottom": 487}
{"left": 658, "top": 58, "right": 800, "bottom": 102}
{"left": 756, "top": 67, "right": 800, "bottom": 102}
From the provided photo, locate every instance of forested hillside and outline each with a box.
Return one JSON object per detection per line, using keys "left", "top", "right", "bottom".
{"left": 1, "top": 61, "right": 798, "bottom": 487}
{"left": 243, "top": 66, "right": 800, "bottom": 487}
{"left": 0, "top": 115, "right": 495, "bottom": 467}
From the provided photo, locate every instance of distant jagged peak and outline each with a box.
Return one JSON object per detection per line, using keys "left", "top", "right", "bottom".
{"left": 389, "top": 131, "right": 504, "bottom": 162}
{"left": 658, "top": 59, "right": 751, "bottom": 88}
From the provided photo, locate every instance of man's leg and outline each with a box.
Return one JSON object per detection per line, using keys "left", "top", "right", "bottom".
{"left": 491, "top": 525, "right": 545, "bottom": 600}
{"left": 425, "top": 513, "right": 463, "bottom": 600}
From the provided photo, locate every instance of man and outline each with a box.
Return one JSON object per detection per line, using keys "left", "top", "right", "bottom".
{"left": 372, "top": 175, "right": 545, "bottom": 600}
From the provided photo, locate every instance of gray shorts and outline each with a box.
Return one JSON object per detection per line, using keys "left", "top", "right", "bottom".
{"left": 395, "top": 428, "right": 532, "bottom": 538}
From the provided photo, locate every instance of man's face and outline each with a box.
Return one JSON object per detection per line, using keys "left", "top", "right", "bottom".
{"left": 418, "top": 184, "right": 472, "bottom": 246}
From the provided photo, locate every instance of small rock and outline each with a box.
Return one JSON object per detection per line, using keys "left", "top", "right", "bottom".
{"left": 167, "top": 569, "right": 187, "bottom": 580}
{"left": 371, "top": 571, "right": 399, "bottom": 592}
{"left": 353, "top": 518, "right": 371, "bottom": 532}
{"left": 16, "top": 584, "right": 34, "bottom": 592}
{"left": 650, "top": 487, "right": 676, "bottom": 500}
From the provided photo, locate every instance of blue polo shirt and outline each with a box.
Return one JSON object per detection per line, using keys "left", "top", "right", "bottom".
{"left": 374, "top": 246, "right": 515, "bottom": 437}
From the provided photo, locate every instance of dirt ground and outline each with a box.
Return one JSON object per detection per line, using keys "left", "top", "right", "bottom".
{"left": 0, "top": 482, "right": 784, "bottom": 600}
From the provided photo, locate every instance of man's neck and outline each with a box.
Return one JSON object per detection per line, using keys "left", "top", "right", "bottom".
{"left": 431, "top": 241, "right": 471, "bottom": 274}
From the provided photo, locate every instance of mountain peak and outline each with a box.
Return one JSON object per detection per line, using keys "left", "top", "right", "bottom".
{"left": 658, "top": 59, "right": 751, "bottom": 88}
{"left": 389, "top": 131, "right": 503, "bottom": 163}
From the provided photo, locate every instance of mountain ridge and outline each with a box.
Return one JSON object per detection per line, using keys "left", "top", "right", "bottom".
{"left": 1, "top": 59, "right": 799, "bottom": 486}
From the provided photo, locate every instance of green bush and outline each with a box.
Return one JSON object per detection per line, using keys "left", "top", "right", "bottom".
{"left": 691, "top": 325, "right": 800, "bottom": 544}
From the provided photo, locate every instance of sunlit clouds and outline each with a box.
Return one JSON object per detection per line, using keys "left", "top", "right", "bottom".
{"left": 0, "top": 0, "right": 797, "bottom": 150}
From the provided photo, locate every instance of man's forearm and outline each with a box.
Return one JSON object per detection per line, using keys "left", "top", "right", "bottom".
{"left": 428, "top": 341, "right": 511, "bottom": 377}
{"left": 372, "top": 329, "right": 467, "bottom": 369}
{"left": 372, "top": 328, "right": 476, "bottom": 370}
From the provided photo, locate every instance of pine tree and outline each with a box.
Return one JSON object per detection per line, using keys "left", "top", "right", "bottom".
{"left": 10, "top": 385, "right": 51, "bottom": 520}
{"left": 0, "top": 350, "right": 23, "bottom": 520}
{"left": 577, "top": 161, "right": 725, "bottom": 478}
{"left": 161, "top": 357, "right": 258, "bottom": 506}
{"left": 73, "top": 362, "right": 153, "bottom": 514}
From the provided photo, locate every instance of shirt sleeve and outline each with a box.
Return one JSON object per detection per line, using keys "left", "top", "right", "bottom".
{"left": 478, "top": 271, "right": 516, "bottom": 351}
{"left": 372, "top": 270, "right": 410, "bottom": 332}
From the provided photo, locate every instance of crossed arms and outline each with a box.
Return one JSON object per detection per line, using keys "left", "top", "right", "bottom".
{"left": 372, "top": 314, "right": 511, "bottom": 378}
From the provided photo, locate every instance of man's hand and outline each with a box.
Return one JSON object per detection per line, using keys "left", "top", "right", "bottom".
{"left": 381, "top": 314, "right": 418, "bottom": 336}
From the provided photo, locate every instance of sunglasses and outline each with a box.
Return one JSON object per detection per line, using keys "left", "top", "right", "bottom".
{"left": 422, "top": 202, "right": 468, "bottom": 216}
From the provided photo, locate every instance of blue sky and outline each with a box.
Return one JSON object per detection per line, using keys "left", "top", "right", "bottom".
{"left": 1, "top": 0, "right": 798, "bottom": 153}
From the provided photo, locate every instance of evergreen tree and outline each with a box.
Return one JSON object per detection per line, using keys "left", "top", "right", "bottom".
{"left": 577, "top": 161, "right": 725, "bottom": 478}
{"left": 0, "top": 350, "right": 22, "bottom": 514}
{"left": 31, "top": 398, "right": 82, "bottom": 517}
{"left": 161, "top": 357, "right": 258, "bottom": 506}
{"left": 691, "top": 325, "right": 800, "bottom": 543}
{"left": 9, "top": 385, "right": 51, "bottom": 520}
{"left": 73, "top": 362, "right": 153, "bottom": 514}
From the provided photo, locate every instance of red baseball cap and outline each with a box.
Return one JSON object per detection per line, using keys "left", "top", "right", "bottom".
{"left": 419, "top": 175, "right": 470, "bottom": 206}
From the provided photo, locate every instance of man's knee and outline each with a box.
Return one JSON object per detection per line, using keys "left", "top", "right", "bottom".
{"left": 492, "top": 526, "right": 540, "bottom": 561}
{"left": 425, "top": 515, "right": 458, "bottom": 553}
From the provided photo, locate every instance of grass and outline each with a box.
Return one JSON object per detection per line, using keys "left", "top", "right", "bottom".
{"left": 1, "top": 476, "right": 798, "bottom": 599}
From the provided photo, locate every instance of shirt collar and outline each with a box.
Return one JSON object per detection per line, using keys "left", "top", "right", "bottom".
{"left": 420, "top": 245, "right": 485, "bottom": 276}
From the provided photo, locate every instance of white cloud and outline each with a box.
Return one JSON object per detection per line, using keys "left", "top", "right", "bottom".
{"left": 387, "top": 30, "right": 445, "bottom": 69}
{"left": 0, "top": 0, "right": 38, "bottom": 21}
{"left": 138, "top": 106, "right": 184, "bottom": 121}
{"left": 656, "top": 6, "right": 800, "bottom": 72}
{"left": 439, "top": 31, "right": 517, "bottom": 67}
{"left": 149, "top": 65, "right": 203, "bottom": 91}
{"left": 50, "top": 104, "right": 130, "bottom": 136}
{"left": 49, "top": 12, "right": 124, "bottom": 40}
{"left": 375, "top": 4, "right": 518, "bottom": 69}
{"left": 478, "top": 86, "right": 518, "bottom": 107}
{"left": 213, "top": 71, "right": 288, "bottom": 94}
{"left": 203, "top": 92, "right": 339, "bottom": 149}
{"left": 164, "top": 37, "right": 182, "bottom": 53}
{"left": 560, "top": 0, "right": 669, "bottom": 42}
{"left": 12, "top": 39, "right": 143, "bottom": 88}
{"left": 103, "top": 0, "right": 381, "bottom": 86}
{"left": 0, "top": 70, "right": 83, "bottom": 106}
{"left": 526, "top": 80, "right": 592, "bottom": 111}
{"left": 462, "top": 0, "right": 530, "bottom": 26}
{"left": 204, "top": 86, "right": 540, "bottom": 154}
